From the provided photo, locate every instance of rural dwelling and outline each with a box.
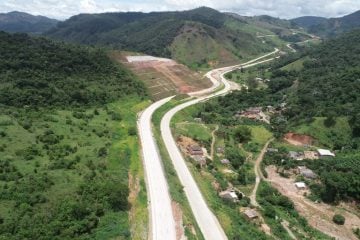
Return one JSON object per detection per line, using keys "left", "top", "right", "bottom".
{"left": 288, "top": 151, "right": 305, "bottom": 160}
{"left": 267, "top": 148, "right": 279, "bottom": 153}
{"left": 187, "top": 144, "right": 203, "bottom": 156}
{"left": 192, "top": 155, "right": 206, "bottom": 166}
{"left": 216, "top": 147, "right": 225, "bottom": 154}
{"left": 297, "top": 166, "right": 317, "bottom": 179}
{"left": 236, "top": 107, "right": 270, "bottom": 123}
{"left": 194, "top": 118, "right": 202, "bottom": 123}
{"left": 303, "top": 151, "right": 319, "bottom": 160}
{"left": 317, "top": 149, "right": 335, "bottom": 158}
{"left": 219, "top": 189, "right": 239, "bottom": 203}
{"left": 295, "top": 182, "right": 306, "bottom": 190}
{"left": 244, "top": 209, "right": 259, "bottom": 220}
{"left": 220, "top": 159, "right": 230, "bottom": 165}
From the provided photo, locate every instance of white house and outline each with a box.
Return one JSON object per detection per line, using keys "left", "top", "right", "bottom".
{"left": 317, "top": 149, "right": 335, "bottom": 158}
{"left": 295, "top": 182, "right": 306, "bottom": 190}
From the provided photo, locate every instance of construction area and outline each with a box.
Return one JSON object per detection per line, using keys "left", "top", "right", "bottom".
{"left": 110, "top": 51, "right": 212, "bottom": 100}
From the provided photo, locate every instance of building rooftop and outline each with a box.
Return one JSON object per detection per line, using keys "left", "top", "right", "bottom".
{"left": 317, "top": 149, "right": 335, "bottom": 157}
{"left": 295, "top": 182, "right": 306, "bottom": 188}
{"left": 244, "top": 209, "right": 258, "bottom": 219}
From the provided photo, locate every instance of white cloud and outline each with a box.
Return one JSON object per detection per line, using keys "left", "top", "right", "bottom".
{"left": 0, "top": 0, "right": 359, "bottom": 19}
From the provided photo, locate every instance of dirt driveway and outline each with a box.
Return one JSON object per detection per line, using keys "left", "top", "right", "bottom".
{"left": 266, "top": 166, "right": 360, "bottom": 240}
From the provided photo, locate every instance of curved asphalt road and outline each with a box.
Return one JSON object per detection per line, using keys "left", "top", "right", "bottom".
{"left": 137, "top": 49, "right": 279, "bottom": 240}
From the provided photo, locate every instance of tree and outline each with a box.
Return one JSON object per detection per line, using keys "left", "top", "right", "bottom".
{"left": 225, "top": 147, "right": 245, "bottom": 169}
{"left": 324, "top": 112, "right": 336, "bottom": 127}
{"left": 233, "top": 126, "right": 252, "bottom": 143}
{"left": 333, "top": 214, "right": 345, "bottom": 225}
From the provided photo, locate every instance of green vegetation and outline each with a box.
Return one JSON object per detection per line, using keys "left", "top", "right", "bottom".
{"left": 258, "top": 182, "right": 332, "bottom": 240}
{"left": 333, "top": 214, "right": 346, "bottom": 225}
{"left": 0, "top": 32, "right": 146, "bottom": 107}
{"left": 46, "top": 7, "right": 284, "bottom": 69}
{"left": 0, "top": 32, "right": 148, "bottom": 239}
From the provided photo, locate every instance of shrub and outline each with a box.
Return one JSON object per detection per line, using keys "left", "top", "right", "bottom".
{"left": 333, "top": 214, "right": 345, "bottom": 225}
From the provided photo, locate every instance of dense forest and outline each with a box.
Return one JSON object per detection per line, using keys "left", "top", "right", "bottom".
{"left": 0, "top": 31, "right": 146, "bottom": 107}
{"left": 0, "top": 32, "right": 147, "bottom": 239}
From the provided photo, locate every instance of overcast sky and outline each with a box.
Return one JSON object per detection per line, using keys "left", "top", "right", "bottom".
{"left": 1, "top": 0, "right": 360, "bottom": 20}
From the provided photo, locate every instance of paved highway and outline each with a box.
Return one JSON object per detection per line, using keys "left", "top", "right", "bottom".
{"left": 138, "top": 49, "right": 279, "bottom": 240}
{"left": 137, "top": 96, "right": 176, "bottom": 240}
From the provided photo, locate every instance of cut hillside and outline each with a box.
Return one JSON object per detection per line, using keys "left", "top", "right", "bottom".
{"left": 0, "top": 11, "right": 58, "bottom": 34}
{"left": 45, "top": 7, "right": 277, "bottom": 68}
{"left": 110, "top": 52, "right": 211, "bottom": 100}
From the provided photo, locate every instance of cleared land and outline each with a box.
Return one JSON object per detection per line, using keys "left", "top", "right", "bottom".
{"left": 110, "top": 52, "right": 212, "bottom": 101}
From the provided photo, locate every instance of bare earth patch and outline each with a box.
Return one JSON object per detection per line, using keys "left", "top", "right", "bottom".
{"left": 284, "top": 132, "right": 315, "bottom": 146}
{"left": 172, "top": 201, "right": 187, "bottom": 240}
{"left": 110, "top": 52, "right": 212, "bottom": 100}
{"left": 266, "top": 165, "right": 360, "bottom": 240}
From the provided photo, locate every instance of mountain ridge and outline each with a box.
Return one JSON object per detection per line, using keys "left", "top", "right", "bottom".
{"left": 0, "top": 11, "right": 58, "bottom": 34}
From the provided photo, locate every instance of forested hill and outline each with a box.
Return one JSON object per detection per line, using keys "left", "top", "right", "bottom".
{"left": 292, "top": 10, "right": 360, "bottom": 37}
{"left": 286, "top": 29, "right": 360, "bottom": 121}
{"left": 0, "top": 11, "right": 58, "bottom": 34}
{"left": 45, "top": 7, "right": 276, "bottom": 68}
{"left": 0, "top": 31, "right": 146, "bottom": 107}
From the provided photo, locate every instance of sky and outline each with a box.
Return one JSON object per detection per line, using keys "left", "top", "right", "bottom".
{"left": 0, "top": 0, "right": 360, "bottom": 20}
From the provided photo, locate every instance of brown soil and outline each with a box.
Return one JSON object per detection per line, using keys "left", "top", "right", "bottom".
{"left": 284, "top": 132, "right": 315, "bottom": 146}
{"left": 110, "top": 51, "right": 212, "bottom": 100}
{"left": 266, "top": 165, "right": 360, "bottom": 240}
{"left": 128, "top": 173, "right": 148, "bottom": 239}
{"left": 172, "top": 201, "right": 186, "bottom": 240}
{"left": 176, "top": 135, "right": 199, "bottom": 156}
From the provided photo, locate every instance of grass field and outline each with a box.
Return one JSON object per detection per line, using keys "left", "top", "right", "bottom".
{"left": 293, "top": 117, "right": 352, "bottom": 148}
{"left": 0, "top": 96, "right": 149, "bottom": 239}
{"left": 281, "top": 56, "right": 309, "bottom": 71}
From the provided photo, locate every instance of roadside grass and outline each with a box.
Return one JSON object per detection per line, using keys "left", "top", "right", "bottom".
{"left": 0, "top": 96, "right": 149, "bottom": 239}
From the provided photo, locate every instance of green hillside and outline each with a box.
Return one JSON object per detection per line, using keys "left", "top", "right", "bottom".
{"left": 45, "top": 7, "right": 280, "bottom": 68}
{"left": 0, "top": 32, "right": 146, "bottom": 107}
{"left": 0, "top": 32, "right": 148, "bottom": 239}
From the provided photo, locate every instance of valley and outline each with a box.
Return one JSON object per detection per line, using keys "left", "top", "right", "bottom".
{"left": 0, "top": 4, "right": 360, "bottom": 240}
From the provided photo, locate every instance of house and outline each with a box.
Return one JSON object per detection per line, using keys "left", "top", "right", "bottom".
{"left": 237, "top": 107, "right": 270, "bottom": 123}
{"left": 295, "top": 182, "right": 306, "bottom": 190}
{"left": 317, "top": 149, "right": 335, "bottom": 158}
{"left": 244, "top": 209, "right": 259, "bottom": 220}
{"left": 194, "top": 118, "right": 202, "bottom": 123}
{"left": 267, "top": 148, "right": 279, "bottom": 153}
{"left": 219, "top": 189, "right": 239, "bottom": 202}
{"left": 303, "top": 151, "right": 319, "bottom": 160}
{"left": 216, "top": 147, "right": 225, "bottom": 154}
{"left": 289, "top": 151, "right": 304, "bottom": 160}
{"left": 297, "top": 166, "right": 317, "bottom": 179}
{"left": 220, "top": 159, "right": 230, "bottom": 165}
{"left": 192, "top": 155, "right": 206, "bottom": 166}
{"left": 187, "top": 144, "right": 203, "bottom": 156}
